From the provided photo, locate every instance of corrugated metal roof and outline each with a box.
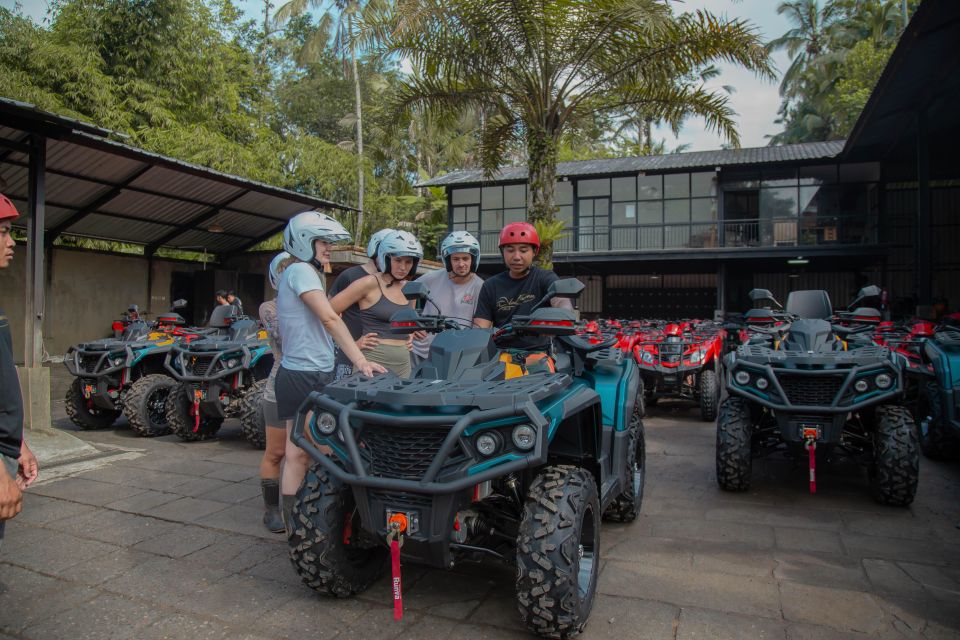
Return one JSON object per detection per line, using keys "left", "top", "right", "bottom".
{"left": 0, "top": 97, "right": 356, "bottom": 255}
{"left": 417, "top": 140, "right": 846, "bottom": 187}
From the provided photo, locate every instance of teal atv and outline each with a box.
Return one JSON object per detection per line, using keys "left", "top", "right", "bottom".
{"left": 287, "top": 279, "right": 644, "bottom": 638}
{"left": 919, "top": 326, "right": 960, "bottom": 459}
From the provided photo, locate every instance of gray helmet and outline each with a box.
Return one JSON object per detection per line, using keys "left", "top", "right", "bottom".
{"left": 376, "top": 230, "right": 423, "bottom": 275}
{"left": 282, "top": 211, "right": 351, "bottom": 262}
{"left": 367, "top": 228, "right": 396, "bottom": 261}
{"left": 439, "top": 230, "right": 480, "bottom": 273}
{"left": 268, "top": 251, "right": 291, "bottom": 290}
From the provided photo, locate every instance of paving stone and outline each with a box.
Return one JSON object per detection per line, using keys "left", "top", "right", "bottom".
{"left": 243, "top": 554, "right": 304, "bottom": 587}
{"left": 105, "top": 490, "right": 182, "bottom": 514}
{"left": 44, "top": 508, "right": 179, "bottom": 546}
{"left": 599, "top": 561, "right": 782, "bottom": 618}
{"left": 203, "top": 451, "right": 262, "bottom": 466}
{"left": 57, "top": 548, "right": 157, "bottom": 586}
{"left": 149, "top": 497, "right": 232, "bottom": 523}
{"left": 692, "top": 547, "right": 777, "bottom": 578}
{"left": 118, "top": 457, "right": 225, "bottom": 477}
{"left": 20, "top": 592, "right": 162, "bottom": 640}
{"left": 840, "top": 533, "right": 960, "bottom": 567}
{"left": 779, "top": 582, "right": 884, "bottom": 634}
{"left": 898, "top": 562, "right": 960, "bottom": 601}
{"left": 75, "top": 466, "right": 196, "bottom": 492}
{"left": 30, "top": 477, "right": 147, "bottom": 506}
{"left": 132, "top": 524, "right": 225, "bottom": 558}
{"left": 171, "top": 574, "right": 300, "bottom": 624}
{"left": 773, "top": 553, "right": 870, "bottom": 591}
{"left": 196, "top": 481, "right": 262, "bottom": 504}
{"left": 676, "top": 606, "right": 786, "bottom": 640}
{"left": 14, "top": 493, "right": 99, "bottom": 525}
{"left": 648, "top": 516, "right": 776, "bottom": 549}
{"left": 784, "top": 623, "right": 866, "bottom": 640}
{"left": 842, "top": 514, "right": 942, "bottom": 542}
{"left": 103, "top": 556, "right": 229, "bottom": 601}
{"left": 578, "top": 595, "right": 678, "bottom": 640}
{"left": 774, "top": 527, "right": 845, "bottom": 554}
{"left": 0, "top": 527, "right": 119, "bottom": 575}
{"left": 203, "top": 465, "right": 259, "bottom": 482}
{"left": 862, "top": 559, "right": 926, "bottom": 598}
{"left": 167, "top": 476, "right": 237, "bottom": 498}
{"left": 604, "top": 535, "right": 694, "bottom": 570}
{"left": 397, "top": 566, "right": 498, "bottom": 619}
{"left": 194, "top": 503, "right": 284, "bottom": 540}
{"left": 705, "top": 505, "right": 845, "bottom": 532}
{"left": 182, "top": 535, "right": 286, "bottom": 573}
{"left": 336, "top": 606, "right": 429, "bottom": 640}
{"left": 139, "top": 614, "right": 277, "bottom": 640}
{"left": 248, "top": 590, "right": 369, "bottom": 639}
{"left": 0, "top": 563, "right": 99, "bottom": 633}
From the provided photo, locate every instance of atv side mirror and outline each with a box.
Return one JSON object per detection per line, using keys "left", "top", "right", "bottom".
{"left": 401, "top": 281, "right": 430, "bottom": 303}
{"left": 172, "top": 299, "right": 187, "bottom": 310}
{"left": 848, "top": 285, "right": 882, "bottom": 311}
{"left": 531, "top": 278, "right": 585, "bottom": 311}
{"left": 748, "top": 288, "right": 782, "bottom": 309}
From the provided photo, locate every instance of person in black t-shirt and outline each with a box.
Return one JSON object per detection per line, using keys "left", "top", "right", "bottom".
{"left": 474, "top": 222, "right": 572, "bottom": 354}
{"left": 0, "top": 194, "right": 38, "bottom": 547}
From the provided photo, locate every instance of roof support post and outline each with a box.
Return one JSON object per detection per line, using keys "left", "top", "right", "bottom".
{"left": 716, "top": 261, "right": 727, "bottom": 316}
{"left": 915, "top": 108, "right": 932, "bottom": 311}
{"left": 24, "top": 134, "right": 46, "bottom": 368}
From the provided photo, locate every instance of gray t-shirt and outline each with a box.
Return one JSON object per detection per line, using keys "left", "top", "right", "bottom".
{"left": 277, "top": 262, "right": 335, "bottom": 372}
{"left": 412, "top": 270, "right": 484, "bottom": 359}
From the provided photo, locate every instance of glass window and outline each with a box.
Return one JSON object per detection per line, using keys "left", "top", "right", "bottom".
{"left": 558, "top": 205, "right": 574, "bottom": 225}
{"left": 452, "top": 207, "right": 466, "bottom": 225}
{"left": 555, "top": 181, "right": 573, "bottom": 205}
{"left": 579, "top": 199, "right": 594, "bottom": 220}
{"left": 594, "top": 199, "right": 609, "bottom": 220}
{"left": 721, "top": 168, "right": 760, "bottom": 190}
{"left": 691, "top": 198, "right": 716, "bottom": 222}
{"left": 761, "top": 167, "right": 797, "bottom": 187}
{"left": 691, "top": 172, "right": 716, "bottom": 198}
{"left": 504, "top": 184, "right": 526, "bottom": 208}
{"left": 839, "top": 162, "right": 880, "bottom": 182}
{"left": 451, "top": 187, "right": 480, "bottom": 205}
{"left": 665, "top": 199, "right": 690, "bottom": 223}
{"left": 799, "top": 185, "right": 823, "bottom": 216}
{"left": 464, "top": 205, "right": 479, "bottom": 223}
{"left": 577, "top": 178, "right": 610, "bottom": 197}
{"left": 612, "top": 202, "right": 636, "bottom": 225}
{"left": 800, "top": 165, "right": 837, "bottom": 185}
{"left": 612, "top": 176, "right": 636, "bottom": 201}
{"left": 481, "top": 186, "right": 502, "bottom": 209}
{"left": 760, "top": 187, "right": 799, "bottom": 217}
{"left": 664, "top": 173, "right": 690, "bottom": 199}
{"left": 637, "top": 201, "right": 662, "bottom": 225}
{"left": 638, "top": 175, "right": 662, "bottom": 200}
{"left": 481, "top": 210, "right": 501, "bottom": 229}
{"left": 504, "top": 208, "right": 525, "bottom": 224}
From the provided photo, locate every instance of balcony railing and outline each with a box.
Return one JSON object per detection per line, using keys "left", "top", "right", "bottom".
{"left": 476, "top": 215, "right": 876, "bottom": 255}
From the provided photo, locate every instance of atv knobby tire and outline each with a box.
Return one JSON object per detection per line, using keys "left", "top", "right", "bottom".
{"left": 122, "top": 374, "right": 175, "bottom": 437}
{"left": 699, "top": 369, "right": 720, "bottom": 422}
{"left": 603, "top": 403, "right": 645, "bottom": 522}
{"left": 288, "top": 464, "right": 388, "bottom": 597}
{"left": 165, "top": 383, "right": 223, "bottom": 441}
{"left": 517, "top": 465, "right": 600, "bottom": 639}
{"left": 870, "top": 405, "right": 919, "bottom": 506}
{"left": 918, "top": 380, "right": 958, "bottom": 460}
{"left": 716, "top": 397, "right": 754, "bottom": 492}
{"left": 238, "top": 379, "right": 267, "bottom": 449}
{"left": 64, "top": 378, "right": 121, "bottom": 430}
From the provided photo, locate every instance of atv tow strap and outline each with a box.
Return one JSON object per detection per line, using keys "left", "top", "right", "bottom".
{"left": 386, "top": 514, "right": 407, "bottom": 621}
{"left": 803, "top": 430, "right": 817, "bottom": 494}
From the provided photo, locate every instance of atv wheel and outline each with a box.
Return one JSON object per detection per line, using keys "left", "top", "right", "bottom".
{"left": 165, "top": 383, "right": 223, "bottom": 441}
{"left": 288, "top": 464, "right": 388, "bottom": 596}
{"left": 918, "top": 380, "right": 958, "bottom": 460}
{"left": 604, "top": 404, "right": 645, "bottom": 522}
{"left": 636, "top": 382, "right": 646, "bottom": 418}
{"left": 238, "top": 379, "right": 267, "bottom": 449}
{"left": 122, "top": 374, "right": 174, "bottom": 437}
{"left": 517, "top": 465, "right": 600, "bottom": 638}
{"left": 699, "top": 369, "right": 720, "bottom": 422}
{"left": 64, "top": 378, "right": 121, "bottom": 430}
{"left": 715, "top": 397, "right": 754, "bottom": 492}
{"left": 870, "top": 405, "right": 919, "bottom": 506}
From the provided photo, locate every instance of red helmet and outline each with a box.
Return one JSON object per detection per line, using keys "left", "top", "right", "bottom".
{"left": 0, "top": 194, "right": 19, "bottom": 222}
{"left": 498, "top": 222, "right": 539, "bottom": 252}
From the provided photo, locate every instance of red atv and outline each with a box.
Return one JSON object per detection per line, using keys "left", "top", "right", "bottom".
{"left": 634, "top": 320, "right": 724, "bottom": 421}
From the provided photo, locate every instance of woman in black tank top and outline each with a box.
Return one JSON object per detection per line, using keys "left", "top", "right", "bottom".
{"left": 329, "top": 248, "right": 419, "bottom": 378}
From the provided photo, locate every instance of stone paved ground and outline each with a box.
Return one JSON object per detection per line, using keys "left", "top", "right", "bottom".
{"left": 2, "top": 397, "right": 960, "bottom": 640}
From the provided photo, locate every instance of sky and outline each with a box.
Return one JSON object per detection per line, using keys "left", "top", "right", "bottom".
{"left": 3, "top": 0, "right": 793, "bottom": 152}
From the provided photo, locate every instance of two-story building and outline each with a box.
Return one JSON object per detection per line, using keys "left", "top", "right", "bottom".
{"left": 419, "top": 0, "right": 959, "bottom": 320}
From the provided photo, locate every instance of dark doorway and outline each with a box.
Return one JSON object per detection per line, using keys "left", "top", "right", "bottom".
{"left": 723, "top": 190, "right": 760, "bottom": 247}
{"left": 170, "top": 271, "right": 197, "bottom": 325}
{"left": 605, "top": 288, "right": 716, "bottom": 320}
{"left": 238, "top": 272, "right": 265, "bottom": 320}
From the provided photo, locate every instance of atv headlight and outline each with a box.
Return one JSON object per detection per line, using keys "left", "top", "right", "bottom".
{"left": 316, "top": 412, "right": 337, "bottom": 436}
{"left": 512, "top": 424, "right": 536, "bottom": 451}
{"left": 225, "top": 358, "right": 239, "bottom": 368}
{"left": 641, "top": 350, "right": 654, "bottom": 363}
{"left": 475, "top": 433, "right": 499, "bottom": 457}
{"left": 755, "top": 377, "right": 769, "bottom": 390}
{"left": 734, "top": 371, "right": 751, "bottom": 385}
{"left": 875, "top": 373, "right": 893, "bottom": 389}
{"left": 112, "top": 357, "right": 124, "bottom": 366}
{"left": 854, "top": 379, "right": 869, "bottom": 393}
{"left": 690, "top": 350, "right": 705, "bottom": 363}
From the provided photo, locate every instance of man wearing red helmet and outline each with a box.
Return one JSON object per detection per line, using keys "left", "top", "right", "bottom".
{"left": 0, "top": 194, "right": 39, "bottom": 549}
{"left": 473, "top": 222, "right": 572, "bottom": 352}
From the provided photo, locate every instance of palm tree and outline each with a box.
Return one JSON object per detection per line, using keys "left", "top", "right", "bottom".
{"left": 766, "top": 0, "right": 840, "bottom": 99}
{"left": 370, "top": 0, "right": 772, "bottom": 264}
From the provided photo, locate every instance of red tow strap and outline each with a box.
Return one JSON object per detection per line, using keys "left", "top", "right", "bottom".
{"left": 390, "top": 537, "right": 403, "bottom": 621}
{"left": 803, "top": 430, "right": 817, "bottom": 494}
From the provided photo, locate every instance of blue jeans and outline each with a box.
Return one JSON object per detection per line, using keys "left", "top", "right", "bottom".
{"left": 0, "top": 453, "right": 17, "bottom": 549}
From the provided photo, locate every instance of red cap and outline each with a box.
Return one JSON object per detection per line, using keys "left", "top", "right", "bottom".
{"left": 0, "top": 194, "right": 19, "bottom": 222}
{"left": 498, "top": 222, "right": 539, "bottom": 252}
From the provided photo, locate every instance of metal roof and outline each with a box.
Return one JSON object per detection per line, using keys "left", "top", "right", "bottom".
{"left": 417, "top": 140, "right": 846, "bottom": 187}
{"left": 0, "top": 97, "right": 357, "bottom": 255}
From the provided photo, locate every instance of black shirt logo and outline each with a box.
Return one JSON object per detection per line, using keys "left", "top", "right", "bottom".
{"left": 496, "top": 293, "right": 536, "bottom": 312}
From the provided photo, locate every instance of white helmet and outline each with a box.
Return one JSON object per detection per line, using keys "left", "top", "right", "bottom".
{"left": 283, "top": 211, "right": 351, "bottom": 262}
{"left": 268, "top": 251, "right": 291, "bottom": 290}
{"left": 376, "top": 230, "right": 423, "bottom": 275}
{"left": 366, "top": 228, "right": 395, "bottom": 260}
{"left": 439, "top": 230, "right": 480, "bottom": 273}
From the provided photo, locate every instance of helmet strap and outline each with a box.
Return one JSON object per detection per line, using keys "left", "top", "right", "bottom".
{"left": 309, "top": 257, "right": 324, "bottom": 271}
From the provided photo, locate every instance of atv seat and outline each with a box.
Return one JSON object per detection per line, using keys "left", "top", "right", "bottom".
{"left": 786, "top": 290, "right": 833, "bottom": 320}
{"left": 208, "top": 305, "right": 237, "bottom": 328}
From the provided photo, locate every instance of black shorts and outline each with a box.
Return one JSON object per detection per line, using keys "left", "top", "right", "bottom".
{"left": 275, "top": 366, "right": 333, "bottom": 420}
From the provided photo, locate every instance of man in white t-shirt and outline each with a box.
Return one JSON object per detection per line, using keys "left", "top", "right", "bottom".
{"left": 411, "top": 231, "right": 484, "bottom": 366}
